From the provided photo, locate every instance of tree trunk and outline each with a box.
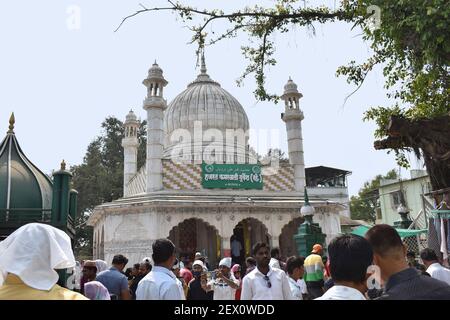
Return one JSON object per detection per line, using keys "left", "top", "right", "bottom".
{"left": 374, "top": 115, "right": 450, "bottom": 191}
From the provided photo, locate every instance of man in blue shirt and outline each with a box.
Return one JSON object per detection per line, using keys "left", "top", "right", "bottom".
{"left": 96, "top": 254, "right": 131, "bottom": 300}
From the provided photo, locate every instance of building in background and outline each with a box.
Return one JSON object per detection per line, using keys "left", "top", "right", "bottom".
{"left": 306, "top": 166, "right": 351, "bottom": 217}
{"left": 377, "top": 169, "right": 432, "bottom": 228}
{"left": 88, "top": 57, "right": 351, "bottom": 266}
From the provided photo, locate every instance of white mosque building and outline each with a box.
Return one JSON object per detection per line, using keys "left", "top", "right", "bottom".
{"left": 87, "top": 56, "right": 352, "bottom": 267}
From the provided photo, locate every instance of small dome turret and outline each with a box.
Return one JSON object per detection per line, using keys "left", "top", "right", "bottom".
{"left": 0, "top": 114, "right": 53, "bottom": 220}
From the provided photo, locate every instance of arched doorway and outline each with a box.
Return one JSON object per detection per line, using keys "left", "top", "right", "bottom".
{"left": 168, "top": 218, "right": 220, "bottom": 268}
{"left": 279, "top": 217, "right": 305, "bottom": 258}
{"left": 231, "top": 218, "right": 270, "bottom": 267}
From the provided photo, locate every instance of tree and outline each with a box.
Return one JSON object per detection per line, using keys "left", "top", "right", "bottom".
{"left": 116, "top": 0, "right": 450, "bottom": 191}
{"left": 71, "top": 116, "right": 147, "bottom": 259}
{"left": 350, "top": 169, "right": 398, "bottom": 223}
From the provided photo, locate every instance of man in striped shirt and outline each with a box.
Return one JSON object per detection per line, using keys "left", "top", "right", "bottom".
{"left": 304, "top": 244, "right": 325, "bottom": 299}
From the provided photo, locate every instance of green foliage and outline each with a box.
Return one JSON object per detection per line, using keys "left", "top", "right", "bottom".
{"left": 337, "top": 0, "right": 450, "bottom": 167}
{"left": 350, "top": 169, "right": 398, "bottom": 223}
{"left": 117, "top": 0, "right": 449, "bottom": 169}
{"left": 71, "top": 116, "right": 147, "bottom": 259}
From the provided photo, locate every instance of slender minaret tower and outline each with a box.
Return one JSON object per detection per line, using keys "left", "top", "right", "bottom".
{"left": 122, "top": 110, "right": 140, "bottom": 196}
{"left": 281, "top": 78, "right": 306, "bottom": 191}
{"left": 142, "top": 61, "right": 168, "bottom": 192}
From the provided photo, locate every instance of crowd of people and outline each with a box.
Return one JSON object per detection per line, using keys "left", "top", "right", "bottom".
{"left": 1, "top": 222, "right": 450, "bottom": 300}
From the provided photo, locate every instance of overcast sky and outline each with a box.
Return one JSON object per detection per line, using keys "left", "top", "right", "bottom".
{"left": 0, "top": 1, "right": 423, "bottom": 196}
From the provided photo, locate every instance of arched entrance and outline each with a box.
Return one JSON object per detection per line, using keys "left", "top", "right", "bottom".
{"left": 231, "top": 218, "right": 270, "bottom": 267}
{"left": 168, "top": 218, "right": 220, "bottom": 268}
{"left": 279, "top": 217, "right": 305, "bottom": 258}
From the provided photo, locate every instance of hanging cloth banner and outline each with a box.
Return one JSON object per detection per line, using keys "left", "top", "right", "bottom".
{"left": 447, "top": 218, "right": 450, "bottom": 252}
{"left": 427, "top": 218, "right": 441, "bottom": 256}
{"left": 435, "top": 218, "right": 442, "bottom": 245}
{"left": 441, "top": 218, "right": 449, "bottom": 266}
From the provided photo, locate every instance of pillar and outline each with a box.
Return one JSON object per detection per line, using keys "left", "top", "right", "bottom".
{"left": 281, "top": 78, "right": 306, "bottom": 191}
{"left": 122, "top": 110, "right": 140, "bottom": 196}
{"left": 143, "top": 62, "right": 168, "bottom": 192}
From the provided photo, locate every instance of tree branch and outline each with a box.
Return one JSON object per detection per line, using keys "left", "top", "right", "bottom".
{"left": 115, "top": 1, "right": 352, "bottom": 33}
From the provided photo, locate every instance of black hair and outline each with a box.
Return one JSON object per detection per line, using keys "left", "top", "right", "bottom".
{"left": 252, "top": 242, "right": 269, "bottom": 256}
{"left": 328, "top": 234, "right": 373, "bottom": 283}
{"left": 406, "top": 251, "right": 416, "bottom": 258}
{"left": 246, "top": 256, "right": 256, "bottom": 266}
{"left": 152, "top": 238, "right": 175, "bottom": 264}
{"left": 133, "top": 263, "right": 140, "bottom": 270}
{"left": 124, "top": 268, "right": 133, "bottom": 279}
{"left": 286, "top": 256, "right": 305, "bottom": 275}
{"left": 112, "top": 254, "right": 128, "bottom": 266}
{"left": 417, "top": 264, "right": 427, "bottom": 272}
{"left": 141, "top": 262, "right": 152, "bottom": 271}
{"left": 365, "top": 224, "right": 403, "bottom": 257}
{"left": 420, "top": 248, "right": 438, "bottom": 262}
{"left": 270, "top": 248, "right": 280, "bottom": 258}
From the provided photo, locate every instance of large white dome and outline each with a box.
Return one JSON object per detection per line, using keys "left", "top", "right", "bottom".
{"left": 163, "top": 58, "right": 250, "bottom": 161}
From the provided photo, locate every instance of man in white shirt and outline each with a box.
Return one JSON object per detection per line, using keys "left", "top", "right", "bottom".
{"left": 286, "top": 256, "right": 306, "bottom": 300}
{"left": 241, "top": 243, "right": 293, "bottom": 300}
{"left": 316, "top": 234, "right": 373, "bottom": 300}
{"left": 269, "top": 248, "right": 282, "bottom": 270}
{"left": 420, "top": 248, "right": 450, "bottom": 285}
{"left": 136, "top": 239, "right": 182, "bottom": 300}
{"left": 204, "top": 257, "right": 239, "bottom": 300}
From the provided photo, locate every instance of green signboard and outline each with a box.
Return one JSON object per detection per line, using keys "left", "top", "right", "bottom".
{"left": 202, "top": 163, "right": 263, "bottom": 189}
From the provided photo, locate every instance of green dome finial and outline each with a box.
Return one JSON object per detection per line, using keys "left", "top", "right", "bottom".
{"left": 61, "top": 159, "right": 66, "bottom": 171}
{"left": 8, "top": 112, "right": 15, "bottom": 133}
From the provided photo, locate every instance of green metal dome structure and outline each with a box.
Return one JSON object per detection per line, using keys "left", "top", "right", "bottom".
{"left": 0, "top": 113, "right": 78, "bottom": 240}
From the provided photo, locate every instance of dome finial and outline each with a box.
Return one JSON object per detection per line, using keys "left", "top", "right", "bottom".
{"left": 200, "top": 51, "right": 207, "bottom": 74}
{"left": 154, "top": 59, "right": 157, "bottom": 65}
{"left": 61, "top": 159, "right": 66, "bottom": 171}
{"left": 304, "top": 187, "right": 310, "bottom": 205}
{"left": 7, "top": 112, "right": 15, "bottom": 133}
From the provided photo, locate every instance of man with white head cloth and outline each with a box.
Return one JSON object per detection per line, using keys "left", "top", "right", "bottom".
{"left": 0, "top": 223, "right": 88, "bottom": 300}
{"left": 204, "top": 257, "right": 239, "bottom": 300}
{"left": 95, "top": 260, "right": 108, "bottom": 273}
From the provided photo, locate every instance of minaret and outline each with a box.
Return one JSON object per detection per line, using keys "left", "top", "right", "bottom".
{"left": 142, "top": 61, "right": 168, "bottom": 192}
{"left": 281, "top": 78, "right": 306, "bottom": 191}
{"left": 122, "top": 110, "right": 140, "bottom": 196}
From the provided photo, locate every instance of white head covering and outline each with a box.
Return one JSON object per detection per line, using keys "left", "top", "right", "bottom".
{"left": 142, "top": 257, "right": 152, "bottom": 264}
{"left": 84, "top": 281, "right": 111, "bottom": 300}
{"left": 0, "top": 223, "right": 75, "bottom": 291}
{"left": 95, "top": 260, "right": 108, "bottom": 273}
{"left": 219, "top": 257, "right": 232, "bottom": 268}
{"left": 192, "top": 260, "right": 204, "bottom": 268}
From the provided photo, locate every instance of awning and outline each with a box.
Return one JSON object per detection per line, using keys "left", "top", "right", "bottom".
{"left": 351, "top": 225, "right": 428, "bottom": 238}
